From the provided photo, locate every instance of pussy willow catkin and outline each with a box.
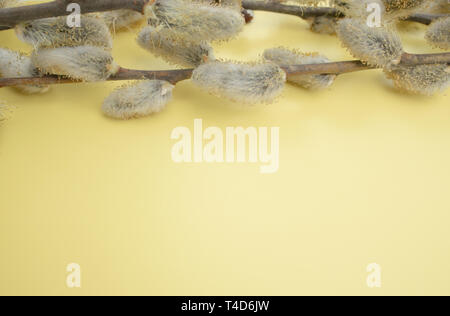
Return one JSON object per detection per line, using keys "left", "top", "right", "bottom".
{"left": 15, "top": 16, "right": 113, "bottom": 50}
{"left": 385, "top": 64, "right": 450, "bottom": 96}
{"left": 32, "top": 46, "right": 119, "bottom": 82}
{"left": 382, "top": 0, "right": 429, "bottom": 15}
{"left": 137, "top": 26, "right": 215, "bottom": 68}
{"left": 102, "top": 80, "right": 174, "bottom": 120}
{"left": 425, "top": 17, "right": 450, "bottom": 50}
{"left": 89, "top": 10, "right": 145, "bottom": 32}
{"left": 144, "top": 0, "right": 245, "bottom": 42}
{"left": 263, "top": 47, "right": 336, "bottom": 89}
{"left": 192, "top": 61, "right": 286, "bottom": 104}
{"left": 0, "top": 48, "right": 49, "bottom": 94}
{"left": 336, "top": 18, "right": 404, "bottom": 68}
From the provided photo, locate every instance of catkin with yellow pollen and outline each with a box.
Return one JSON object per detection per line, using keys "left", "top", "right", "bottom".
{"left": 144, "top": 0, "right": 245, "bottom": 42}
{"left": 336, "top": 18, "right": 404, "bottom": 68}
{"left": 137, "top": 26, "right": 215, "bottom": 68}
{"left": 382, "top": 0, "right": 430, "bottom": 18}
{"left": 102, "top": 80, "right": 174, "bottom": 120}
{"left": 15, "top": 16, "right": 113, "bottom": 50}
{"left": 192, "top": 61, "right": 286, "bottom": 104}
{"left": 263, "top": 47, "right": 336, "bottom": 89}
{"left": 425, "top": 17, "right": 450, "bottom": 50}
{"left": 32, "top": 46, "right": 119, "bottom": 82}
{"left": 0, "top": 48, "right": 50, "bottom": 94}
{"left": 385, "top": 64, "right": 450, "bottom": 96}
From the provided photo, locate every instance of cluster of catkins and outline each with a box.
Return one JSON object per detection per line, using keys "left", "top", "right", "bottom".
{"left": 305, "top": 0, "right": 449, "bottom": 33}
{"left": 300, "top": 0, "right": 449, "bottom": 95}
{"left": 0, "top": 0, "right": 449, "bottom": 121}
{"left": 332, "top": 0, "right": 450, "bottom": 95}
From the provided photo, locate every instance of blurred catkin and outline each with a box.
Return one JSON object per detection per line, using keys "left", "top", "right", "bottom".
{"left": 425, "top": 17, "right": 450, "bottom": 50}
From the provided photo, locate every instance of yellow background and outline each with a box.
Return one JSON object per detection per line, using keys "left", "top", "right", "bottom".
{"left": 1, "top": 10, "right": 449, "bottom": 296}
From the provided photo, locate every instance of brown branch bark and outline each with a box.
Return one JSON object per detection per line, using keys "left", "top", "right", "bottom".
{"left": 241, "top": 0, "right": 447, "bottom": 25}
{"left": 0, "top": 53, "right": 448, "bottom": 88}
{"left": 1, "top": 0, "right": 445, "bottom": 31}
{"left": 0, "top": 0, "right": 150, "bottom": 29}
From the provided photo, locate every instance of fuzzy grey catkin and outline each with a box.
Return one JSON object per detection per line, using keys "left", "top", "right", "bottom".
{"left": 145, "top": 0, "right": 245, "bottom": 42}
{"left": 425, "top": 17, "right": 450, "bottom": 50}
{"left": 89, "top": 10, "right": 145, "bottom": 32}
{"left": 0, "top": 48, "right": 50, "bottom": 94}
{"left": 102, "top": 80, "right": 174, "bottom": 120}
{"left": 15, "top": 16, "right": 113, "bottom": 50}
{"left": 385, "top": 64, "right": 450, "bottom": 95}
{"left": 192, "top": 61, "right": 286, "bottom": 104}
{"left": 137, "top": 26, "right": 215, "bottom": 68}
{"left": 263, "top": 48, "right": 336, "bottom": 89}
{"left": 32, "top": 46, "right": 119, "bottom": 82}
{"left": 336, "top": 18, "right": 404, "bottom": 68}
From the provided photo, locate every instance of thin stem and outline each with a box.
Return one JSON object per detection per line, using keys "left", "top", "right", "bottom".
{"left": 0, "top": 0, "right": 149, "bottom": 29}
{"left": 242, "top": 0, "right": 341, "bottom": 19}
{"left": 241, "top": 0, "right": 447, "bottom": 25}
{"left": 0, "top": 53, "right": 448, "bottom": 88}
{"left": 285, "top": 53, "right": 450, "bottom": 76}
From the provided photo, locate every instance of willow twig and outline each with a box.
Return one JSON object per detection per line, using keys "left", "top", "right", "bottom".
{"left": 0, "top": 53, "right": 448, "bottom": 88}
{"left": 0, "top": 0, "right": 255, "bottom": 30}
{"left": 1, "top": 0, "right": 446, "bottom": 32}
{"left": 241, "top": 0, "right": 448, "bottom": 25}
{"left": 0, "top": 0, "right": 150, "bottom": 29}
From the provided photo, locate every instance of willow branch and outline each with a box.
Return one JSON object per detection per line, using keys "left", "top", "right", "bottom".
{"left": 241, "top": 0, "right": 447, "bottom": 25}
{"left": 0, "top": 0, "right": 150, "bottom": 29}
{"left": 0, "top": 53, "right": 448, "bottom": 88}
{"left": 0, "top": 68, "right": 195, "bottom": 87}
{"left": 1, "top": 0, "right": 446, "bottom": 32}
